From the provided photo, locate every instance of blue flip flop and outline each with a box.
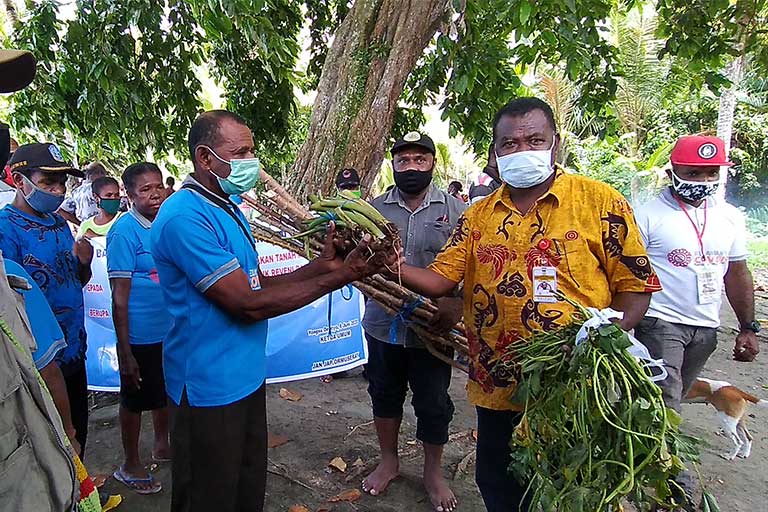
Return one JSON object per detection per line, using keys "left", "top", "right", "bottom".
{"left": 113, "top": 466, "right": 163, "bottom": 495}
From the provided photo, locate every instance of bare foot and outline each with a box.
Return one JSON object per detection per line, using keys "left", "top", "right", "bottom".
{"left": 424, "top": 470, "right": 457, "bottom": 512}
{"left": 361, "top": 457, "right": 399, "bottom": 496}
{"left": 152, "top": 443, "right": 172, "bottom": 461}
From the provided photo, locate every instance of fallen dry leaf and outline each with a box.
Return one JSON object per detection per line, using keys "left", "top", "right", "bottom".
{"left": 91, "top": 474, "right": 107, "bottom": 488}
{"left": 328, "top": 488, "right": 362, "bottom": 503}
{"left": 288, "top": 505, "right": 311, "bottom": 512}
{"left": 352, "top": 457, "right": 365, "bottom": 467}
{"left": 268, "top": 433, "right": 291, "bottom": 449}
{"left": 279, "top": 388, "right": 303, "bottom": 402}
{"left": 328, "top": 456, "right": 347, "bottom": 472}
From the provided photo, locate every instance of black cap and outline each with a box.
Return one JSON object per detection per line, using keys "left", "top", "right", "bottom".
{"left": 0, "top": 50, "right": 36, "bottom": 93}
{"left": 335, "top": 167, "right": 360, "bottom": 189}
{"left": 391, "top": 131, "right": 436, "bottom": 156}
{"left": 8, "top": 143, "right": 84, "bottom": 178}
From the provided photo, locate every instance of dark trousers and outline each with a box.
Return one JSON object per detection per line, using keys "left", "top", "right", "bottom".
{"left": 170, "top": 385, "right": 267, "bottom": 512}
{"left": 63, "top": 359, "right": 89, "bottom": 458}
{"left": 475, "top": 407, "right": 531, "bottom": 512}
{"left": 634, "top": 316, "right": 717, "bottom": 413}
{"left": 366, "top": 335, "right": 454, "bottom": 445}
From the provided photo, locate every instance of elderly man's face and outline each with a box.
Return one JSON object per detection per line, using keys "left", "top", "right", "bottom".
{"left": 197, "top": 118, "right": 256, "bottom": 179}
{"left": 494, "top": 109, "right": 558, "bottom": 167}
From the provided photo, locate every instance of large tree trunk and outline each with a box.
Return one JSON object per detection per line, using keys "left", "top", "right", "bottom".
{"left": 716, "top": 56, "right": 744, "bottom": 155}
{"left": 715, "top": 55, "right": 744, "bottom": 199}
{"left": 288, "top": 0, "right": 450, "bottom": 198}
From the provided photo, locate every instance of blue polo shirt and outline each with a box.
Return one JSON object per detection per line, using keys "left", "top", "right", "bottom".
{"left": 107, "top": 209, "right": 172, "bottom": 345}
{"left": 0, "top": 205, "right": 87, "bottom": 374}
{"left": 4, "top": 259, "right": 66, "bottom": 370}
{"left": 151, "top": 176, "right": 267, "bottom": 407}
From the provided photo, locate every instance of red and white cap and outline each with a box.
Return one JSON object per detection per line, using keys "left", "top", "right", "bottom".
{"left": 670, "top": 135, "right": 733, "bottom": 167}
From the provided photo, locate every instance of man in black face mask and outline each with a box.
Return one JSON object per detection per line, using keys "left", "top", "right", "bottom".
{"left": 361, "top": 131, "right": 466, "bottom": 512}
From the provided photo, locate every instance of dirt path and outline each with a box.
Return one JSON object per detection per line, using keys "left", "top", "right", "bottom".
{"left": 85, "top": 297, "right": 768, "bottom": 511}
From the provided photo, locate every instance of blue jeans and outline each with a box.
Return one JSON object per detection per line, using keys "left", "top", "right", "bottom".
{"left": 475, "top": 407, "right": 531, "bottom": 512}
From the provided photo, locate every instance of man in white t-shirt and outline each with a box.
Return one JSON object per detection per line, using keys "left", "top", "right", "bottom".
{"left": 634, "top": 135, "right": 760, "bottom": 415}
{"left": 635, "top": 135, "right": 760, "bottom": 510}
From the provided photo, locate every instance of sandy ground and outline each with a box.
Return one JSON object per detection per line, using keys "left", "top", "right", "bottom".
{"left": 84, "top": 296, "right": 768, "bottom": 512}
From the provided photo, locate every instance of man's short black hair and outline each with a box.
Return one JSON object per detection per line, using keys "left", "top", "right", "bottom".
{"left": 122, "top": 162, "right": 162, "bottom": 194}
{"left": 188, "top": 110, "right": 248, "bottom": 161}
{"left": 92, "top": 176, "right": 119, "bottom": 196}
{"left": 492, "top": 97, "right": 557, "bottom": 141}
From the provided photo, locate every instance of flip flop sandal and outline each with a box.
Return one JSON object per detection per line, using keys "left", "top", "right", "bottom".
{"left": 113, "top": 466, "right": 163, "bottom": 495}
{"left": 152, "top": 453, "right": 172, "bottom": 462}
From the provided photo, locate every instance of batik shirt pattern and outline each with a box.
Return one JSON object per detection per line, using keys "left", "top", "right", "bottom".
{"left": 429, "top": 172, "right": 661, "bottom": 411}
{"left": 0, "top": 205, "right": 86, "bottom": 372}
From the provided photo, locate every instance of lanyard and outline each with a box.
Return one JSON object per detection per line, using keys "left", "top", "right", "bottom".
{"left": 181, "top": 183, "right": 256, "bottom": 251}
{"left": 674, "top": 195, "right": 707, "bottom": 256}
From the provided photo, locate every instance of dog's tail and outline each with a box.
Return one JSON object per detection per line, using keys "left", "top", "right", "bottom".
{"left": 738, "top": 389, "right": 768, "bottom": 407}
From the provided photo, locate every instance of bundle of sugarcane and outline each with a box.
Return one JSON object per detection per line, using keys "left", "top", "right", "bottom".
{"left": 240, "top": 172, "right": 470, "bottom": 367}
{"left": 494, "top": 295, "right": 718, "bottom": 512}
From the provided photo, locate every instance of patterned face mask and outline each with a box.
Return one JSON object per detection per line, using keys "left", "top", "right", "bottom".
{"left": 670, "top": 171, "right": 719, "bottom": 202}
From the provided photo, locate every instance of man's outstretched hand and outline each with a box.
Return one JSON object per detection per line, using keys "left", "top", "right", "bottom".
{"left": 343, "top": 235, "right": 401, "bottom": 279}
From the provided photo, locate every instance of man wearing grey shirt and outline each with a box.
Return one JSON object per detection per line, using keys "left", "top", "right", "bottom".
{"left": 361, "top": 131, "right": 465, "bottom": 512}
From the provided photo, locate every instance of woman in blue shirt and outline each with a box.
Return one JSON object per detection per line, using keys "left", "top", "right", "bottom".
{"left": 107, "top": 162, "right": 171, "bottom": 494}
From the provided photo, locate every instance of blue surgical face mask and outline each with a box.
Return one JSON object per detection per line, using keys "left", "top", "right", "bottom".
{"left": 21, "top": 175, "right": 65, "bottom": 213}
{"left": 496, "top": 141, "right": 556, "bottom": 189}
{"left": 203, "top": 146, "right": 261, "bottom": 196}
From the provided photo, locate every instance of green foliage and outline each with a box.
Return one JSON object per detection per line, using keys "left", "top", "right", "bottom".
{"left": 747, "top": 238, "right": 768, "bottom": 270}
{"left": 745, "top": 206, "right": 768, "bottom": 237}
{"left": 727, "top": 109, "right": 768, "bottom": 207}
{"left": 10, "top": 0, "right": 202, "bottom": 167}
{"left": 256, "top": 104, "right": 311, "bottom": 177}
{"left": 7, "top": 0, "right": 768, "bottom": 194}
{"left": 656, "top": 0, "right": 768, "bottom": 91}
{"left": 191, "top": 0, "right": 303, "bottom": 147}
{"left": 572, "top": 137, "right": 637, "bottom": 197}
{"left": 406, "top": 0, "right": 631, "bottom": 155}
{"left": 303, "top": 0, "right": 349, "bottom": 90}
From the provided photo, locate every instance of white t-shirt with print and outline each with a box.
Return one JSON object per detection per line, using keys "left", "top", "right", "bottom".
{"left": 634, "top": 188, "right": 748, "bottom": 328}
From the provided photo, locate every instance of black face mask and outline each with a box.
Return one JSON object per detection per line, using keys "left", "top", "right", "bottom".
{"left": 394, "top": 169, "right": 433, "bottom": 195}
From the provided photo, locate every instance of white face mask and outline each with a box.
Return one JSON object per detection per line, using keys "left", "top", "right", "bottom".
{"left": 497, "top": 141, "right": 555, "bottom": 189}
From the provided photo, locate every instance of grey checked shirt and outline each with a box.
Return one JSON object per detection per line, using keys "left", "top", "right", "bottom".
{"left": 362, "top": 185, "right": 466, "bottom": 347}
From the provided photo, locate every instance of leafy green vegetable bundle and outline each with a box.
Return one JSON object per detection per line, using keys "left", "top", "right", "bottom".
{"left": 496, "top": 302, "right": 717, "bottom": 511}
{"left": 291, "top": 190, "right": 401, "bottom": 264}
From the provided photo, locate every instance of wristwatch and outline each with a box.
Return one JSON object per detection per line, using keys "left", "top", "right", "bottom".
{"left": 742, "top": 320, "right": 761, "bottom": 334}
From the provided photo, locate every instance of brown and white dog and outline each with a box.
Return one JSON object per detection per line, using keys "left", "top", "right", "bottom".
{"left": 684, "top": 377, "right": 768, "bottom": 460}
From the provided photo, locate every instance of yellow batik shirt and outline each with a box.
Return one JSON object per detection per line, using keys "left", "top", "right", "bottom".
{"left": 429, "top": 171, "right": 662, "bottom": 411}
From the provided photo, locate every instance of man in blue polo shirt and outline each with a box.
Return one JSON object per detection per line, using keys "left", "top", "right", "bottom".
{"left": 151, "top": 110, "right": 392, "bottom": 512}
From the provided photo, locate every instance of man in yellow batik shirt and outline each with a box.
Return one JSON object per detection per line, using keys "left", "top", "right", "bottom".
{"left": 398, "top": 97, "right": 661, "bottom": 512}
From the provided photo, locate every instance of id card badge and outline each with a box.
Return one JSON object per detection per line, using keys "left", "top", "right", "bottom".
{"left": 695, "top": 265, "right": 720, "bottom": 304}
{"left": 533, "top": 266, "right": 558, "bottom": 303}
